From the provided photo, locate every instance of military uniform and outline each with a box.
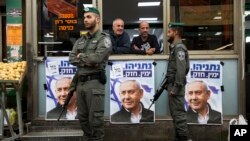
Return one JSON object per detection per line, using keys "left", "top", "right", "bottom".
{"left": 165, "top": 22, "right": 191, "bottom": 141}
{"left": 69, "top": 30, "right": 111, "bottom": 141}
{"left": 69, "top": 7, "right": 112, "bottom": 141}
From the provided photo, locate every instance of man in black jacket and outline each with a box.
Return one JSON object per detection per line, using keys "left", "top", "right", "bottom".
{"left": 186, "top": 80, "right": 222, "bottom": 124}
{"left": 109, "top": 18, "right": 131, "bottom": 54}
{"left": 111, "top": 80, "right": 154, "bottom": 123}
{"left": 131, "top": 21, "right": 160, "bottom": 55}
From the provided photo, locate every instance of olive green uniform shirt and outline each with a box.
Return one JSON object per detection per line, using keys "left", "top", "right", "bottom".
{"left": 166, "top": 39, "right": 189, "bottom": 94}
{"left": 69, "top": 30, "right": 112, "bottom": 75}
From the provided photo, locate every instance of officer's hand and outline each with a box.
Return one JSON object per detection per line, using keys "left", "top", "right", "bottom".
{"left": 169, "top": 91, "right": 176, "bottom": 96}
{"left": 169, "top": 85, "right": 178, "bottom": 96}
{"left": 77, "top": 53, "right": 81, "bottom": 58}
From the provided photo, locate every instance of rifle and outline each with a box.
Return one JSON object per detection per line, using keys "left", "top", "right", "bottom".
{"left": 148, "top": 75, "right": 168, "bottom": 110}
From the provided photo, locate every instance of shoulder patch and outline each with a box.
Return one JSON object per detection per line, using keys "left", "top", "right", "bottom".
{"left": 104, "top": 37, "right": 111, "bottom": 48}
{"left": 177, "top": 50, "right": 185, "bottom": 61}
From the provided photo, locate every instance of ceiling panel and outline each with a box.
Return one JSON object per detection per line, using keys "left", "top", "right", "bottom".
{"left": 103, "top": 0, "right": 163, "bottom": 25}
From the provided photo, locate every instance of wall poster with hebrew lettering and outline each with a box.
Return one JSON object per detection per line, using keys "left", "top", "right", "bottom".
{"left": 185, "top": 60, "right": 223, "bottom": 125}
{"left": 110, "top": 60, "right": 155, "bottom": 124}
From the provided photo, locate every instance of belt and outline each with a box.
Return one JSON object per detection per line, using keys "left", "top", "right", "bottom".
{"left": 79, "top": 73, "right": 99, "bottom": 82}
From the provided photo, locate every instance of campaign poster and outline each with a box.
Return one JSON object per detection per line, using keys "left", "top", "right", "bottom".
{"left": 45, "top": 57, "right": 77, "bottom": 120}
{"left": 110, "top": 60, "right": 155, "bottom": 124}
{"left": 185, "top": 61, "right": 223, "bottom": 125}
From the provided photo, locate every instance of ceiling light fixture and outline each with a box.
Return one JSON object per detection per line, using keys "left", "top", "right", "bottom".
{"left": 213, "top": 16, "right": 222, "bottom": 20}
{"left": 133, "top": 34, "right": 139, "bottom": 37}
{"left": 214, "top": 32, "right": 222, "bottom": 36}
{"left": 139, "top": 17, "right": 158, "bottom": 21}
{"left": 246, "top": 36, "right": 250, "bottom": 43}
{"left": 83, "top": 4, "right": 93, "bottom": 8}
{"left": 138, "top": 2, "right": 161, "bottom": 7}
{"left": 245, "top": 11, "right": 250, "bottom": 15}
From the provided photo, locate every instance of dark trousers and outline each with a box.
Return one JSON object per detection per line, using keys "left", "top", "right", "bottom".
{"left": 168, "top": 86, "right": 190, "bottom": 140}
{"left": 77, "top": 79, "right": 105, "bottom": 141}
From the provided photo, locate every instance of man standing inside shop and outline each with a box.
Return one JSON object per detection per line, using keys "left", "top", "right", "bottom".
{"left": 165, "top": 22, "right": 192, "bottom": 141}
{"left": 130, "top": 20, "right": 160, "bottom": 55}
{"left": 109, "top": 18, "right": 131, "bottom": 54}
{"left": 69, "top": 7, "right": 112, "bottom": 141}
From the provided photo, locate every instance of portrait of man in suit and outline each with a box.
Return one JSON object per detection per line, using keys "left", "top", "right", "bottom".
{"left": 185, "top": 80, "right": 222, "bottom": 124}
{"left": 111, "top": 80, "right": 154, "bottom": 123}
{"left": 46, "top": 77, "right": 77, "bottom": 120}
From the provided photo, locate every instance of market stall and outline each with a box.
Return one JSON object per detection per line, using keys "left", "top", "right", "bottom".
{"left": 0, "top": 61, "right": 26, "bottom": 140}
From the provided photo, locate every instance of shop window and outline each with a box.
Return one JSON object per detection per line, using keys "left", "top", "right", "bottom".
{"left": 103, "top": 0, "right": 163, "bottom": 54}
{"left": 37, "top": 0, "right": 233, "bottom": 56}
{"left": 38, "top": 0, "right": 91, "bottom": 57}
{"left": 170, "top": 0, "right": 234, "bottom": 50}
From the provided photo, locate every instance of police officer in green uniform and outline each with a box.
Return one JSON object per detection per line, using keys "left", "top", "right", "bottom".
{"left": 165, "top": 22, "right": 192, "bottom": 141}
{"left": 69, "top": 7, "right": 112, "bottom": 141}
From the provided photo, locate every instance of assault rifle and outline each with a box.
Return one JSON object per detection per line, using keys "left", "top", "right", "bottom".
{"left": 148, "top": 75, "right": 168, "bottom": 110}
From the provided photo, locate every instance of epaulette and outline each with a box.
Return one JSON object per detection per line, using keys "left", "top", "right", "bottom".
{"left": 101, "top": 32, "right": 109, "bottom": 36}
{"left": 176, "top": 43, "right": 187, "bottom": 51}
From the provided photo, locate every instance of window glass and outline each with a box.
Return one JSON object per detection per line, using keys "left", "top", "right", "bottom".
{"left": 170, "top": 0, "right": 233, "bottom": 50}
{"left": 38, "top": 0, "right": 91, "bottom": 56}
{"left": 37, "top": 0, "right": 234, "bottom": 56}
{"left": 103, "top": 0, "right": 163, "bottom": 54}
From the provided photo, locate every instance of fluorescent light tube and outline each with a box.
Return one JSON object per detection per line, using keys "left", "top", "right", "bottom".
{"left": 246, "top": 36, "right": 250, "bottom": 43}
{"left": 83, "top": 4, "right": 93, "bottom": 8}
{"left": 213, "top": 16, "right": 222, "bottom": 20}
{"left": 133, "top": 34, "right": 139, "bottom": 37}
{"left": 245, "top": 11, "right": 250, "bottom": 15}
{"left": 138, "top": 2, "right": 160, "bottom": 7}
{"left": 214, "top": 32, "right": 222, "bottom": 35}
{"left": 139, "top": 17, "right": 158, "bottom": 21}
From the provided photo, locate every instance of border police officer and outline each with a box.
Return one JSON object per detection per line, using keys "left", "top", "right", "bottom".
{"left": 165, "top": 22, "right": 192, "bottom": 141}
{"left": 69, "top": 7, "right": 112, "bottom": 141}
